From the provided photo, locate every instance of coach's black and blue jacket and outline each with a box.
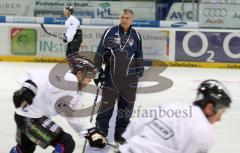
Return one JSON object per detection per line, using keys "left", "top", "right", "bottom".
{"left": 94, "top": 24, "right": 144, "bottom": 78}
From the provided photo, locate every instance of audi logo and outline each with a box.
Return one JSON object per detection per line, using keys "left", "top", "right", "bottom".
{"left": 203, "top": 8, "right": 227, "bottom": 17}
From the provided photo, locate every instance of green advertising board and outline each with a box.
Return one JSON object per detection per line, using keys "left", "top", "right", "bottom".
{"left": 11, "top": 28, "right": 37, "bottom": 55}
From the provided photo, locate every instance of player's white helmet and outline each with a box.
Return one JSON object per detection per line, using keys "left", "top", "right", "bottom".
{"left": 194, "top": 79, "right": 232, "bottom": 111}
{"left": 64, "top": 6, "right": 74, "bottom": 14}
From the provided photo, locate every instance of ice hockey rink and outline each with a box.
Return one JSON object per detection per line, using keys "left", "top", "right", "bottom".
{"left": 0, "top": 61, "right": 239, "bottom": 153}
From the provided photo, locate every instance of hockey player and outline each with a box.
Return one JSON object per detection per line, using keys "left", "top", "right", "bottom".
{"left": 94, "top": 8, "right": 144, "bottom": 144}
{"left": 10, "top": 57, "right": 107, "bottom": 153}
{"left": 63, "top": 6, "right": 82, "bottom": 57}
{"left": 118, "top": 79, "right": 232, "bottom": 153}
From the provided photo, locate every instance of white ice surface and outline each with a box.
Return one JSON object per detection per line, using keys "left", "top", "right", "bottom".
{"left": 0, "top": 62, "right": 239, "bottom": 153}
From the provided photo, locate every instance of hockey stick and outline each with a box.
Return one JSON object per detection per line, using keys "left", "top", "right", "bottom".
{"left": 107, "top": 142, "right": 119, "bottom": 149}
{"left": 90, "top": 87, "right": 99, "bottom": 123}
{"left": 40, "top": 24, "right": 63, "bottom": 40}
{"left": 82, "top": 87, "right": 100, "bottom": 153}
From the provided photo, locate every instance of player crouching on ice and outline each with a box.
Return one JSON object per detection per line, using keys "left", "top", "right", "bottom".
{"left": 10, "top": 57, "right": 107, "bottom": 153}
{"left": 117, "top": 79, "right": 232, "bottom": 153}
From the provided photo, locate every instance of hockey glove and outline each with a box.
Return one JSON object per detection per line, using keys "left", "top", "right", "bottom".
{"left": 63, "top": 34, "right": 67, "bottom": 43}
{"left": 138, "top": 73, "right": 143, "bottom": 78}
{"left": 103, "top": 51, "right": 111, "bottom": 65}
{"left": 85, "top": 127, "right": 107, "bottom": 148}
{"left": 94, "top": 68, "right": 106, "bottom": 87}
{"left": 13, "top": 80, "right": 37, "bottom": 108}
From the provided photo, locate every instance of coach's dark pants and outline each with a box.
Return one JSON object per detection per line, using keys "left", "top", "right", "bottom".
{"left": 96, "top": 72, "right": 137, "bottom": 139}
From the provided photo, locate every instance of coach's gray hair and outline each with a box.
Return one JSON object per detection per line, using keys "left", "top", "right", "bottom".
{"left": 122, "top": 9, "right": 134, "bottom": 16}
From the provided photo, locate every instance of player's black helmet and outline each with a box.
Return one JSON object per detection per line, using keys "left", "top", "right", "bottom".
{"left": 70, "top": 56, "right": 96, "bottom": 78}
{"left": 194, "top": 79, "right": 232, "bottom": 111}
{"left": 64, "top": 6, "right": 74, "bottom": 14}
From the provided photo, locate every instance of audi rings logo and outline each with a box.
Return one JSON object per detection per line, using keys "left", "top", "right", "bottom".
{"left": 203, "top": 8, "right": 227, "bottom": 17}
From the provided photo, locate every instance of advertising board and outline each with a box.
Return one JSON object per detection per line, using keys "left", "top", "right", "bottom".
{"left": 199, "top": 3, "right": 240, "bottom": 28}
{"left": 34, "top": 0, "right": 155, "bottom": 20}
{"left": 0, "top": 24, "right": 169, "bottom": 61}
{"left": 175, "top": 31, "right": 240, "bottom": 63}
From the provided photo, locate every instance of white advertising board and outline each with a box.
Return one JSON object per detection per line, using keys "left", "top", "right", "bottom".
{"left": 0, "top": 24, "right": 169, "bottom": 61}
{"left": 0, "top": 0, "right": 34, "bottom": 16}
{"left": 199, "top": 3, "right": 240, "bottom": 28}
{"left": 34, "top": 0, "right": 155, "bottom": 20}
